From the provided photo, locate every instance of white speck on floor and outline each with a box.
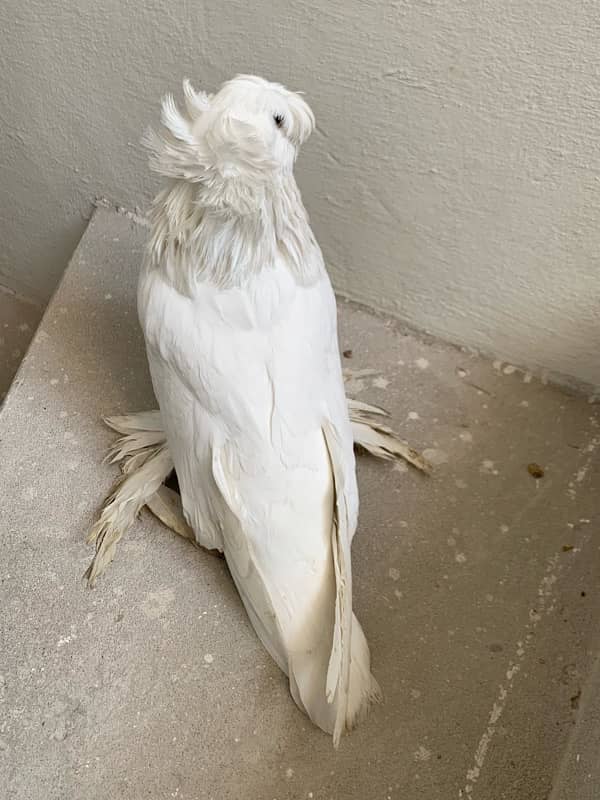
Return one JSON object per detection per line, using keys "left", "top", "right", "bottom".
{"left": 503, "top": 365, "right": 516, "bottom": 375}
{"left": 410, "top": 688, "right": 421, "bottom": 699}
{"left": 344, "top": 378, "right": 367, "bottom": 394}
{"left": 459, "top": 431, "right": 473, "bottom": 442}
{"left": 455, "top": 553, "right": 467, "bottom": 564}
{"left": 414, "top": 745, "right": 431, "bottom": 762}
{"left": 388, "top": 567, "right": 400, "bottom": 581}
{"left": 104, "top": 293, "right": 113, "bottom": 300}
{"left": 285, "top": 767, "right": 294, "bottom": 779}
{"left": 500, "top": 524, "right": 510, "bottom": 534}
{"left": 519, "top": 400, "right": 529, "bottom": 408}
{"left": 480, "top": 460, "right": 499, "bottom": 475}
{"left": 50, "top": 378, "right": 59, "bottom": 386}
{"left": 415, "top": 358, "right": 429, "bottom": 370}
{"left": 407, "top": 411, "right": 420, "bottom": 420}
{"left": 423, "top": 448, "right": 449, "bottom": 465}
{"left": 372, "top": 376, "right": 390, "bottom": 389}
{"left": 140, "top": 587, "right": 176, "bottom": 620}
{"left": 203, "top": 654, "right": 214, "bottom": 664}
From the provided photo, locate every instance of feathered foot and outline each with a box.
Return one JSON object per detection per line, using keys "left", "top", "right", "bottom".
{"left": 84, "top": 441, "right": 173, "bottom": 586}
{"left": 85, "top": 393, "right": 430, "bottom": 584}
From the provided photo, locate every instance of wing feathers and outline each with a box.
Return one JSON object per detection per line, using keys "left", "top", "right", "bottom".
{"left": 322, "top": 421, "right": 353, "bottom": 746}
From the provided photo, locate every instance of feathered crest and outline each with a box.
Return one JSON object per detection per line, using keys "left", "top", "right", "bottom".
{"left": 142, "top": 78, "right": 283, "bottom": 217}
{"left": 142, "top": 76, "right": 324, "bottom": 293}
{"left": 143, "top": 76, "right": 315, "bottom": 193}
{"left": 142, "top": 82, "right": 208, "bottom": 185}
{"left": 182, "top": 79, "right": 211, "bottom": 119}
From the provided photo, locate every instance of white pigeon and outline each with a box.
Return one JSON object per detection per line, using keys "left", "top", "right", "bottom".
{"left": 134, "top": 74, "right": 383, "bottom": 744}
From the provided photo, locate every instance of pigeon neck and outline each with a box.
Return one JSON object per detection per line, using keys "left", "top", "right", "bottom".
{"left": 147, "top": 175, "right": 325, "bottom": 296}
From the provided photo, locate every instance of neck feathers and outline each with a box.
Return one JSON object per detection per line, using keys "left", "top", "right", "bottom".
{"left": 146, "top": 175, "right": 324, "bottom": 296}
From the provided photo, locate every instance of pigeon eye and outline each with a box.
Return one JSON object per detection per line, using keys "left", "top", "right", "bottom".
{"left": 273, "top": 114, "right": 284, "bottom": 129}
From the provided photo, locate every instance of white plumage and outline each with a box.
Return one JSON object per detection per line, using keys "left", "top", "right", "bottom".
{"left": 138, "top": 75, "right": 379, "bottom": 744}
{"left": 86, "top": 76, "right": 429, "bottom": 744}
{"left": 86, "top": 391, "right": 430, "bottom": 581}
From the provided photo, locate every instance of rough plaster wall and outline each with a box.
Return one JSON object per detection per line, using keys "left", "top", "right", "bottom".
{"left": 1, "top": 1, "right": 599, "bottom": 386}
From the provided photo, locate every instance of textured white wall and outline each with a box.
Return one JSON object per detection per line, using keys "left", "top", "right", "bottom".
{"left": 1, "top": 1, "right": 599, "bottom": 387}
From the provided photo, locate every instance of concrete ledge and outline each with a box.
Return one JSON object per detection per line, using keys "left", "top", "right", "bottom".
{"left": 1, "top": 207, "right": 599, "bottom": 799}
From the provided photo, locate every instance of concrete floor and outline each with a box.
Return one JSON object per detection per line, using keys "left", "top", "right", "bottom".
{"left": 1, "top": 207, "right": 599, "bottom": 800}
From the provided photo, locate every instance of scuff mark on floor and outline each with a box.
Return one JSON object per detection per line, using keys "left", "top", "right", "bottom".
{"left": 458, "top": 553, "right": 560, "bottom": 798}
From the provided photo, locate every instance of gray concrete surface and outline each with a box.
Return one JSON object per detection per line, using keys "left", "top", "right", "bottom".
{"left": 4, "top": 4, "right": 600, "bottom": 387}
{"left": 0, "top": 290, "right": 43, "bottom": 401}
{"left": 1, "top": 207, "right": 599, "bottom": 800}
{"left": 549, "top": 646, "right": 600, "bottom": 800}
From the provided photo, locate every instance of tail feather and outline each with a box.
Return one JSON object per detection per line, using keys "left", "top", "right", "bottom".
{"left": 350, "top": 417, "right": 432, "bottom": 473}
{"left": 346, "top": 397, "right": 389, "bottom": 417}
{"left": 347, "top": 398, "right": 430, "bottom": 473}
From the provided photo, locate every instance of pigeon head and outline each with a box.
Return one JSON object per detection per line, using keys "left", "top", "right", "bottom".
{"left": 144, "top": 75, "right": 315, "bottom": 214}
